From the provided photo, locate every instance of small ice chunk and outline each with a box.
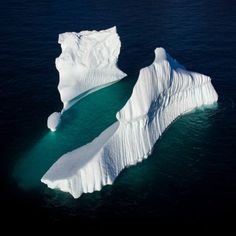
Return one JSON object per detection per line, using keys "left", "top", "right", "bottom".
{"left": 47, "top": 112, "right": 61, "bottom": 132}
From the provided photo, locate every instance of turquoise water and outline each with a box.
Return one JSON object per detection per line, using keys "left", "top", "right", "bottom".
{"left": 1, "top": 0, "right": 236, "bottom": 232}
{"left": 14, "top": 75, "right": 220, "bottom": 206}
{"left": 14, "top": 78, "right": 133, "bottom": 190}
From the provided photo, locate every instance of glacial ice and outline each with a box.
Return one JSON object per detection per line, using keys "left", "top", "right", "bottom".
{"left": 42, "top": 48, "right": 218, "bottom": 198}
{"left": 47, "top": 112, "right": 61, "bottom": 132}
{"left": 47, "top": 26, "right": 126, "bottom": 131}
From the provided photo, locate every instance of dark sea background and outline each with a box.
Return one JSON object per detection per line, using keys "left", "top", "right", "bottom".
{"left": 1, "top": 0, "right": 236, "bottom": 233}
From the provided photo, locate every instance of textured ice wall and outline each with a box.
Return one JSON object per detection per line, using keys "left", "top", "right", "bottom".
{"left": 42, "top": 48, "right": 218, "bottom": 198}
{"left": 47, "top": 27, "right": 126, "bottom": 131}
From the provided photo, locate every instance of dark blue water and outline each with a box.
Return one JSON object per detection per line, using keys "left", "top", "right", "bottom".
{"left": 1, "top": 0, "right": 236, "bottom": 233}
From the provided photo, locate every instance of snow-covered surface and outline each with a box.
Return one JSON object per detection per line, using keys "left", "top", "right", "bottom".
{"left": 42, "top": 48, "right": 218, "bottom": 198}
{"left": 47, "top": 26, "right": 126, "bottom": 131}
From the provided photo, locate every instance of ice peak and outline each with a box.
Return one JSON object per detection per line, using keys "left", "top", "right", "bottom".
{"left": 154, "top": 47, "right": 168, "bottom": 61}
{"left": 154, "top": 47, "right": 184, "bottom": 70}
{"left": 105, "top": 26, "right": 117, "bottom": 33}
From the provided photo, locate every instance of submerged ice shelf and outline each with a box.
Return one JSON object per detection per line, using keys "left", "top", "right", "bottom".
{"left": 42, "top": 48, "right": 218, "bottom": 198}
{"left": 47, "top": 27, "right": 126, "bottom": 131}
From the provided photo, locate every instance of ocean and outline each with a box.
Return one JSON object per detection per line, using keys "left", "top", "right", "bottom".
{"left": 1, "top": 0, "right": 236, "bottom": 233}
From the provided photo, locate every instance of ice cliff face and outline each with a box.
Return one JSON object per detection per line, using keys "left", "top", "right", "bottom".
{"left": 47, "top": 27, "right": 126, "bottom": 131}
{"left": 42, "top": 48, "right": 218, "bottom": 198}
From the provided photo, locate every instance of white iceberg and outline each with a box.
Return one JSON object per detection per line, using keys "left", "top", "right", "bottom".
{"left": 47, "top": 26, "right": 126, "bottom": 131}
{"left": 42, "top": 48, "right": 218, "bottom": 198}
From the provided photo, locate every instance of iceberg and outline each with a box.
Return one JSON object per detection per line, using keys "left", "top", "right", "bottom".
{"left": 42, "top": 48, "right": 218, "bottom": 198}
{"left": 47, "top": 26, "right": 126, "bottom": 131}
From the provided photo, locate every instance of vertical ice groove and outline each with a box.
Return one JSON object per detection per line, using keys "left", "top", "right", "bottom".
{"left": 42, "top": 47, "right": 218, "bottom": 198}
